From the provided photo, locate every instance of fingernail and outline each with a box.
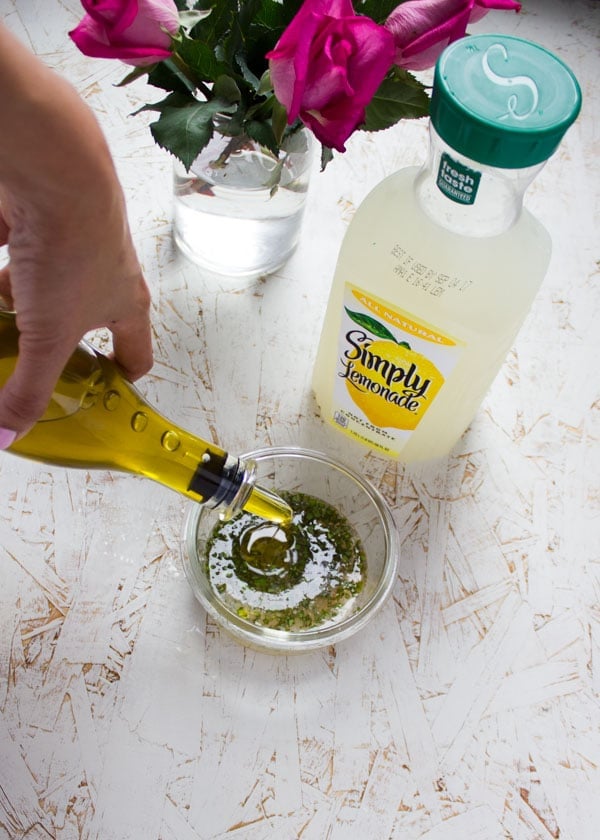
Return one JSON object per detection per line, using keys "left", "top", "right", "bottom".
{"left": 0, "top": 428, "right": 17, "bottom": 449}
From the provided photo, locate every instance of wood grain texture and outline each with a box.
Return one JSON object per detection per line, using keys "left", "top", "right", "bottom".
{"left": 0, "top": 1, "right": 598, "bottom": 838}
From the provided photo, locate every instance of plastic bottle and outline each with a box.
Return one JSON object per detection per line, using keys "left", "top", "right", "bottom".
{"left": 0, "top": 310, "right": 291, "bottom": 523}
{"left": 312, "top": 35, "right": 581, "bottom": 462}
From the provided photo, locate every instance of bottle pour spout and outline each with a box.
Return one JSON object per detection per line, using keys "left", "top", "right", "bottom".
{"left": 205, "top": 455, "right": 292, "bottom": 525}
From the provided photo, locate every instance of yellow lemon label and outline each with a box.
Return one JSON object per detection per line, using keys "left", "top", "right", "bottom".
{"left": 330, "top": 283, "right": 464, "bottom": 456}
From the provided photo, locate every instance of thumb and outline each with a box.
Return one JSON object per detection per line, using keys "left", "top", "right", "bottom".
{"left": 0, "top": 333, "right": 73, "bottom": 446}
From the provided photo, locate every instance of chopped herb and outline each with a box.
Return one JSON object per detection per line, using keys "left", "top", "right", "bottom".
{"left": 203, "top": 491, "right": 366, "bottom": 632}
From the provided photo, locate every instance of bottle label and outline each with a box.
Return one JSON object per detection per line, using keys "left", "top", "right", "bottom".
{"left": 329, "top": 284, "right": 465, "bottom": 456}
{"left": 436, "top": 152, "right": 481, "bottom": 205}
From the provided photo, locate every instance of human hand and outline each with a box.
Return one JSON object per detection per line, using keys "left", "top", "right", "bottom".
{"left": 0, "top": 24, "right": 153, "bottom": 446}
{"left": 0, "top": 186, "right": 153, "bottom": 446}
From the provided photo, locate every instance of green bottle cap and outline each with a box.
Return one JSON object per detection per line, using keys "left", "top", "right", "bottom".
{"left": 431, "top": 34, "right": 582, "bottom": 169}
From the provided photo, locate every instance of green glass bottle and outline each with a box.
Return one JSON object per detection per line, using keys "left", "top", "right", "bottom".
{"left": 0, "top": 311, "right": 291, "bottom": 523}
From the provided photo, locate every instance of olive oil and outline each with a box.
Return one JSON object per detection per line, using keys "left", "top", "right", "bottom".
{"left": 205, "top": 491, "right": 366, "bottom": 631}
{"left": 0, "top": 311, "right": 291, "bottom": 523}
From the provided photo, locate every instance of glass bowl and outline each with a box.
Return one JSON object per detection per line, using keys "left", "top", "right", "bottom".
{"left": 181, "top": 447, "right": 398, "bottom": 653}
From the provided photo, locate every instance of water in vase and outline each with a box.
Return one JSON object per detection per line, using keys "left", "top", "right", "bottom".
{"left": 173, "top": 134, "right": 313, "bottom": 278}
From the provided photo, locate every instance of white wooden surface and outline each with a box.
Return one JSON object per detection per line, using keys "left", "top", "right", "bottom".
{"left": 1, "top": 2, "right": 598, "bottom": 838}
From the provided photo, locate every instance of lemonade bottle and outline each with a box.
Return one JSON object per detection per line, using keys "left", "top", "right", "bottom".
{"left": 312, "top": 34, "right": 581, "bottom": 462}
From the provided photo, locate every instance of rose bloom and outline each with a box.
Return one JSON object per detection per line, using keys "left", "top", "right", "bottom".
{"left": 69, "top": 0, "right": 179, "bottom": 66}
{"left": 386, "top": 0, "right": 522, "bottom": 71}
{"left": 267, "top": 0, "right": 395, "bottom": 152}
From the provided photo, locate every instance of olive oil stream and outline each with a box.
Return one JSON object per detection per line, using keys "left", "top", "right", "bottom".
{"left": 0, "top": 311, "right": 291, "bottom": 523}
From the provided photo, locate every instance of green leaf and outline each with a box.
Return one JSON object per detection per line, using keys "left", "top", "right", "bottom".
{"left": 220, "top": 0, "right": 259, "bottom": 66}
{"left": 147, "top": 59, "right": 195, "bottom": 94}
{"left": 270, "top": 98, "right": 288, "bottom": 146}
{"left": 115, "top": 64, "right": 152, "bottom": 87}
{"left": 363, "top": 72, "right": 430, "bottom": 132}
{"left": 257, "top": 69, "right": 272, "bottom": 96}
{"left": 354, "top": 0, "right": 401, "bottom": 24}
{"left": 253, "top": 0, "right": 297, "bottom": 32}
{"left": 344, "top": 308, "right": 405, "bottom": 344}
{"left": 244, "top": 0, "right": 304, "bottom": 72}
{"left": 245, "top": 119, "right": 279, "bottom": 157}
{"left": 193, "top": 0, "right": 238, "bottom": 48}
{"left": 244, "top": 90, "right": 275, "bottom": 124}
{"left": 213, "top": 74, "right": 241, "bottom": 104}
{"left": 132, "top": 91, "right": 194, "bottom": 115}
{"left": 320, "top": 145, "right": 334, "bottom": 172}
{"left": 176, "top": 33, "right": 229, "bottom": 83}
{"left": 149, "top": 98, "right": 236, "bottom": 169}
{"left": 256, "top": 0, "right": 304, "bottom": 31}
{"left": 214, "top": 108, "right": 246, "bottom": 136}
{"left": 234, "top": 51, "right": 261, "bottom": 91}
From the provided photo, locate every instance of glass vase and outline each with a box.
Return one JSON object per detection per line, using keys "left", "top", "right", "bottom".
{"left": 173, "top": 124, "right": 314, "bottom": 279}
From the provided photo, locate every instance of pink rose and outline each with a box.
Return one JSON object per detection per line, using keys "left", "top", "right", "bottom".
{"left": 69, "top": 0, "right": 179, "bottom": 67}
{"left": 266, "top": 0, "right": 395, "bottom": 152}
{"left": 386, "top": 0, "right": 521, "bottom": 71}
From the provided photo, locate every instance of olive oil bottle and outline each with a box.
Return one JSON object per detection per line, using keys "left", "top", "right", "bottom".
{"left": 0, "top": 310, "right": 290, "bottom": 523}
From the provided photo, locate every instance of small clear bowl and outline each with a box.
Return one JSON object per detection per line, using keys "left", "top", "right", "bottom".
{"left": 181, "top": 447, "right": 398, "bottom": 653}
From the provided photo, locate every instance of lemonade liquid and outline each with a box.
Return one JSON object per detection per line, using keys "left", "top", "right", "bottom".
{"left": 313, "top": 35, "right": 581, "bottom": 462}
{"left": 0, "top": 311, "right": 291, "bottom": 524}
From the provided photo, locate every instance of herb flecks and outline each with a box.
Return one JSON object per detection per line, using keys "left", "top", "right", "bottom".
{"left": 204, "top": 491, "right": 366, "bottom": 632}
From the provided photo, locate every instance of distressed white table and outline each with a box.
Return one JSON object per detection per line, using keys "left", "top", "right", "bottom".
{"left": 1, "top": 2, "right": 598, "bottom": 839}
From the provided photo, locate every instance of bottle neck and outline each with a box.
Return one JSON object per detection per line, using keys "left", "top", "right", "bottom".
{"left": 187, "top": 448, "right": 251, "bottom": 514}
{"left": 415, "top": 125, "right": 546, "bottom": 237}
